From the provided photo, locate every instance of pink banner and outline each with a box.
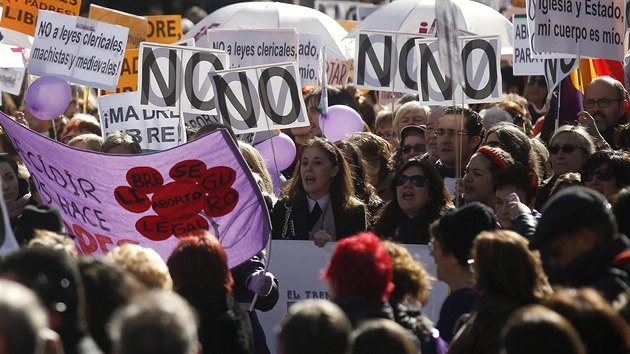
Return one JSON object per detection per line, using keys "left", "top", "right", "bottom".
{"left": 0, "top": 112, "right": 270, "bottom": 267}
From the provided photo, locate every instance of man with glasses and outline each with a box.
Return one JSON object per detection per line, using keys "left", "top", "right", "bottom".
{"left": 579, "top": 76, "right": 629, "bottom": 150}
{"left": 434, "top": 106, "right": 483, "bottom": 198}
{"left": 533, "top": 186, "right": 630, "bottom": 302}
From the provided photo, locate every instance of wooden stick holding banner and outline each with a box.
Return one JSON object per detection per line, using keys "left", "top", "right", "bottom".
{"left": 436, "top": 0, "right": 464, "bottom": 206}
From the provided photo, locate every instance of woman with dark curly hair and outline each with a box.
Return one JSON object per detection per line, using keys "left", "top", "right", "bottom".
{"left": 581, "top": 149, "right": 630, "bottom": 201}
{"left": 271, "top": 138, "right": 367, "bottom": 246}
{"left": 0, "top": 154, "right": 32, "bottom": 229}
{"left": 372, "top": 157, "right": 452, "bottom": 244}
{"left": 335, "top": 140, "right": 383, "bottom": 216}
{"left": 347, "top": 132, "right": 396, "bottom": 202}
{"left": 167, "top": 231, "right": 254, "bottom": 354}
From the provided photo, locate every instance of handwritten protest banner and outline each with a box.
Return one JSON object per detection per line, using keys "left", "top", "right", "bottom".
{"left": 98, "top": 91, "right": 185, "bottom": 151}
{"left": 512, "top": 14, "right": 544, "bottom": 76}
{"left": 207, "top": 28, "right": 298, "bottom": 69}
{"left": 0, "top": 43, "right": 26, "bottom": 95}
{"left": 146, "top": 15, "right": 182, "bottom": 44}
{"left": 211, "top": 62, "right": 310, "bottom": 134}
{"left": 258, "top": 241, "right": 449, "bottom": 354}
{"left": 27, "top": 11, "right": 128, "bottom": 91}
{"left": 99, "top": 49, "right": 139, "bottom": 95}
{"left": 354, "top": 30, "right": 429, "bottom": 94}
{"left": 526, "top": 0, "right": 625, "bottom": 61}
{"left": 0, "top": 0, "right": 81, "bottom": 36}
{"left": 297, "top": 32, "right": 320, "bottom": 87}
{"left": 414, "top": 36, "right": 502, "bottom": 105}
{"left": 89, "top": 4, "right": 147, "bottom": 50}
{"left": 0, "top": 112, "right": 271, "bottom": 265}
{"left": 138, "top": 42, "right": 229, "bottom": 119}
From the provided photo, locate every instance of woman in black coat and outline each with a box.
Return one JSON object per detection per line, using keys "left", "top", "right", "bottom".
{"left": 271, "top": 138, "right": 367, "bottom": 244}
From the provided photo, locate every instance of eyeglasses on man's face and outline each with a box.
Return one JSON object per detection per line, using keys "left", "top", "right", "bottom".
{"left": 583, "top": 98, "right": 622, "bottom": 109}
{"left": 434, "top": 129, "right": 468, "bottom": 137}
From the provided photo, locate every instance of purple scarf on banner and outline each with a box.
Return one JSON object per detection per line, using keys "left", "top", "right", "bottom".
{"left": 0, "top": 112, "right": 270, "bottom": 267}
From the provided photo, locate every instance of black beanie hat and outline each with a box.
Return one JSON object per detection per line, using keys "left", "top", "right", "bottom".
{"left": 437, "top": 202, "right": 498, "bottom": 265}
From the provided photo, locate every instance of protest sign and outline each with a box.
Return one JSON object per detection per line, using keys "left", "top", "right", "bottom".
{"left": 211, "top": 62, "right": 310, "bottom": 134}
{"left": 526, "top": 0, "right": 625, "bottom": 61}
{"left": 138, "top": 42, "right": 229, "bottom": 118}
{"left": 0, "top": 0, "right": 81, "bottom": 36}
{"left": 99, "top": 49, "right": 139, "bottom": 95}
{"left": 544, "top": 57, "right": 579, "bottom": 92}
{"left": 146, "top": 15, "right": 182, "bottom": 44}
{"left": 0, "top": 111, "right": 271, "bottom": 265}
{"left": 297, "top": 32, "right": 321, "bottom": 87}
{"left": 512, "top": 14, "right": 544, "bottom": 76}
{"left": 0, "top": 178, "right": 20, "bottom": 256}
{"left": 258, "top": 241, "right": 449, "bottom": 354}
{"left": 27, "top": 11, "right": 128, "bottom": 91}
{"left": 415, "top": 36, "right": 502, "bottom": 105}
{"left": 89, "top": 4, "right": 147, "bottom": 50}
{"left": 314, "top": 0, "right": 379, "bottom": 21}
{"left": 326, "top": 58, "right": 350, "bottom": 86}
{"left": 0, "top": 43, "right": 26, "bottom": 95}
{"left": 207, "top": 28, "right": 298, "bottom": 69}
{"left": 98, "top": 91, "right": 185, "bottom": 151}
{"left": 354, "top": 30, "right": 429, "bottom": 94}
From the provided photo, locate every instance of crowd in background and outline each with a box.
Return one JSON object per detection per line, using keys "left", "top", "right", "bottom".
{"left": 2, "top": 1, "right": 630, "bottom": 353}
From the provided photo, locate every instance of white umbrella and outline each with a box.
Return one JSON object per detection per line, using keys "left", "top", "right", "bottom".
{"left": 346, "top": 0, "right": 513, "bottom": 56}
{"left": 186, "top": 2, "right": 353, "bottom": 61}
{"left": 183, "top": 2, "right": 262, "bottom": 45}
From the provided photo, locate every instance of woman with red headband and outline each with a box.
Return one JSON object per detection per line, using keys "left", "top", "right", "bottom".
{"left": 462, "top": 146, "right": 515, "bottom": 209}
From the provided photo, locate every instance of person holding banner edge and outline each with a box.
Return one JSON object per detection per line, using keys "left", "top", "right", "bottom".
{"left": 270, "top": 138, "right": 367, "bottom": 246}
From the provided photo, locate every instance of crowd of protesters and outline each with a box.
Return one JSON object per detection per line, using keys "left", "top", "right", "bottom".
{"left": 2, "top": 1, "right": 630, "bottom": 350}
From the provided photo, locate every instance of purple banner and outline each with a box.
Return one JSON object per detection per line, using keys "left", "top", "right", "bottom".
{"left": 0, "top": 112, "right": 270, "bottom": 267}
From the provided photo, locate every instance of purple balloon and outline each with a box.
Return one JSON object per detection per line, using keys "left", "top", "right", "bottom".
{"left": 25, "top": 76, "right": 72, "bottom": 120}
{"left": 254, "top": 133, "right": 296, "bottom": 171}
{"left": 318, "top": 105, "right": 365, "bottom": 142}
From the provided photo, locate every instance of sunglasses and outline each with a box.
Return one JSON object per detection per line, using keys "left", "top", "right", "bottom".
{"left": 548, "top": 144, "right": 586, "bottom": 155}
{"left": 394, "top": 174, "right": 429, "bottom": 188}
{"left": 581, "top": 169, "right": 614, "bottom": 182}
{"left": 401, "top": 144, "right": 426, "bottom": 154}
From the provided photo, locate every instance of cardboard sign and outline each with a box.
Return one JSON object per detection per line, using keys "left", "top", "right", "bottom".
{"left": 89, "top": 4, "right": 147, "bottom": 50}
{"left": 98, "top": 91, "right": 185, "bottom": 151}
{"left": 0, "top": 112, "right": 271, "bottom": 266}
{"left": 207, "top": 28, "right": 298, "bottom": 69}
{"left": 211, "top": 62, "right": 310, "bottom": 134}
{"left": 526, "top": 0, "right": 625, "bottom": 60}
{"left": 146, "top": 15, "right": 182, "bottom": 44}
{"left": 99, "top": 49, "right": 139, "bottom": 95}
{"left": 258, "top": 241, "right": 449, "bottom": 354}
{"left": 297, "top": 32, "right": 321, "bottom": 87}
{"left": 28, "top": 11, "right": 128, "bottom": 91}
{"left": 0, "top": 0, "right": 81, "bottom": 36}
{"left": 138, "top": 42, "right": 229, "bottom": 118}
{"left": 354, "top": 30, "right": 429, "bottom": 94}
{"left": 544, "top": 57, "right": 579, "bottom": 92}
{"left": 414, "top": 36, "right": 502, "bottom": 105}
{"left": 0, "top": 43, "right": 26, "bottom": 95}
{"left": 512, "top": 14, "right": 544, "bottom": 76}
